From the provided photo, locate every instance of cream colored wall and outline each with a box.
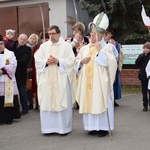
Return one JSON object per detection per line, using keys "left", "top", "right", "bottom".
{"left": 49, "top": 0, "right": 67, "bottom": 38}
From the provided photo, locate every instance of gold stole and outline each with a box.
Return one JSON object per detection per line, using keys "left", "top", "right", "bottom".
{"left": 85, "top": 44, "right": 97, "bottom": 113}
{"left": 4, "top": 76, "right": 14, "bottom": 107}
{"left": 48, "top": 44, "right": 60, "bottom": 111}
{"left": 4, "top": 53, "right": 14, "bottom": 107}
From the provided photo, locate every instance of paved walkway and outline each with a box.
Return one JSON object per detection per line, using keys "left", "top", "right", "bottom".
{"left": 1, "top": 93, "right": 150, "bottom": 150}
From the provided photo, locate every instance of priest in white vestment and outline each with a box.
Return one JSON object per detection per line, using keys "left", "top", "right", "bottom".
{"left": 0, "top": 34, "right": 21, "bottom": 124}
{"left": 34, "top": 25, "right": 76, "bottom": 135}
{"left": 76, "top": 28, "right": 117, "bottom": 137}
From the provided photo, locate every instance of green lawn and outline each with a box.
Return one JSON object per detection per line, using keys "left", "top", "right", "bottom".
{"left": 121, "top": 85, "right": 141, "bottom": 94}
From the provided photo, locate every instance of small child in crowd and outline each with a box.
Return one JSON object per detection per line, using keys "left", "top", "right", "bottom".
{"left": 3, "top": 29, "right": 15, "bottom": 50}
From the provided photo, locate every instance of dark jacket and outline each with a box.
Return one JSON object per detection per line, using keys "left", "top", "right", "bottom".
{"left": 135, "top": 53, "right": 150, "bottom": 81}
{"left": 3, "top": 36, "right": 15, "bottom": 51}
{"left": 12, "top": 41, "right": 31, "bottom": 86}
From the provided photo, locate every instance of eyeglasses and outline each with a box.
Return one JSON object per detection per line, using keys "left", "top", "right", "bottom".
{"left": 48, "top": 33, "right": 57, "bottom": 36}
{"left": 0, "top": 41, "right": 4, "bottom": 45}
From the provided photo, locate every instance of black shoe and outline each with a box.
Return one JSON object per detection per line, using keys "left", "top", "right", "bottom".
{"left": 88, "top": 130, "right": 98, "bottom": 135}
{"left": 6, "top": 121, "right": 12, "bottom": 125}
{"left": 21, "top": 111, "right": 28, "bottom": 115}
{"left": 74, "top": 102, "right": 79, "bottom": 110}
{"left": 143, "top": 107, "right": 148, "bottom": 112}
{"left": 114, "top": 101, "right": 119, "bottom": 107}
{"left": 28, "top": 104, "right": 33, "bottom": 110}
{"left": 43, "top": 133, "right": 55, "bottom": 136}
{"left": 60, "top": 133, "right": 69, "bottom": 136}
{"left": 98, "top": 130, "right": 108, "bottom": 137}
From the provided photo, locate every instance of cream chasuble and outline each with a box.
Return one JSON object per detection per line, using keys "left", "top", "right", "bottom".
{"left": 34, "top": 37, "right": 75, "bottom": 112}
{"left": 76, "top": 44, "right": 117, "bottom": 115}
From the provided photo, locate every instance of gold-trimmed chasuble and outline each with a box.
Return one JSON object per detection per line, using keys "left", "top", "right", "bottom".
{"left": 48, "top": 44, "right": 60, "bottom": 111}
{"left": 85, "top": 44, "right": 98, "bottom": 113}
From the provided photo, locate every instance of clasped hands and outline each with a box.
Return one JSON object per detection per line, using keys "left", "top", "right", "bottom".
{"left": 46, "top": 55, "right": 59, "bottom": 65}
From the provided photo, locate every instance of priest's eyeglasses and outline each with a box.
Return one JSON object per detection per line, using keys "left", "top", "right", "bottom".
{"left": 48, "top": 32, "right": 57, "bottom": 36}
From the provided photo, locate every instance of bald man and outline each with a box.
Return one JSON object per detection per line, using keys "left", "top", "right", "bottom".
{"left": 12, "top": 34, "right": 31, "bottom": 115}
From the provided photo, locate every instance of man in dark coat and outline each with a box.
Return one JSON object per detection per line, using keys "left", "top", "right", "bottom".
{"left": 12, "top": 34, "right": 31, "bottom": 115}
{"left": 135, "top": 42, "right": 150, "bottom": 111}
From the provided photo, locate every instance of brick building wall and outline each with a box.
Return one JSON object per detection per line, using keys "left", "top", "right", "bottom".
{"left": 120, "top": 69, "right": 141, "bottom": 86}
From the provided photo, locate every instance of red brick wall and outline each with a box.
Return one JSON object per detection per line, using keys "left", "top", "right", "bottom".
{"left": 120, "top": 69, "right": 141, "bottom": 86}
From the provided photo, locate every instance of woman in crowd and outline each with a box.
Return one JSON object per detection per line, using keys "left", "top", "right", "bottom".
{"left": 26, "top": 33, "right": 39, "bottom": 109}
{"left": 32, "top": 32, "right": 49, "bottom": 110}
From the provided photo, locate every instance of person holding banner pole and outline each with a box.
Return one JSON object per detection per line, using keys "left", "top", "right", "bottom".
{"left": 75, "top": 26, "right": 117, "bottom": 137}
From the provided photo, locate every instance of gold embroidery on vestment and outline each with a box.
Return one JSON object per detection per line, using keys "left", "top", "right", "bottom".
{"left": 4, "top": 76, "right": 14, "bottom": 107}
{"left": 86, "top": 66, "right": 93, "bottom": 73}
{"left": 85, "top": 45, "right": 97, "bottom": 113}
{"left": 48, "top": 44, "right": 60, "bottom": 111}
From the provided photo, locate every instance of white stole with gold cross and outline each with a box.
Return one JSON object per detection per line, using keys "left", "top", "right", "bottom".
{"left": 4, "top": 49, "right": 14, "bottom": 107}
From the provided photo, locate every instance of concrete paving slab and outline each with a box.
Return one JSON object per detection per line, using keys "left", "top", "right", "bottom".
{"left": 0, "top": 93, "right": 150, "bottom": 150}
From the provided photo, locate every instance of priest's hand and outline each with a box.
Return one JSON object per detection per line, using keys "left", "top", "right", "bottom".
{"left": 47, "top": 55, "right": 59, "bottom": 65}
{"left": 81, "top": 56, "right": 91, "bottom": 65}
{"left": 74, "top": 33, "right": 81, "bottom": 42}
{"left": 95, "top": 42, "right": 102, "bottom": 52}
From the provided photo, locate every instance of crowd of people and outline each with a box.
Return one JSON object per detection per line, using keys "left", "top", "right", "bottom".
{"left": 0, "top": 29, "right": 48, "bottom": 124}
{"left": 0, "top": 21, "right": 128, "bottom": 138}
